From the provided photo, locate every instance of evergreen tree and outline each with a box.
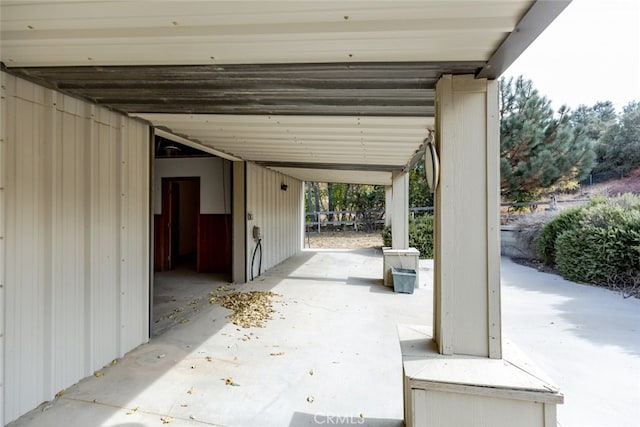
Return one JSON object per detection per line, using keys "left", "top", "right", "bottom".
{"left": 593, "top": 101, "right": 640, "bottom": 176}
{"left": 571, "top": 101, "right": 618, "bottom": 175}
{"left": 499, "top": 76, "right": 595, "bottom": 202}
{"left": 571, "top": 101, "right": 617, "bottom": 142}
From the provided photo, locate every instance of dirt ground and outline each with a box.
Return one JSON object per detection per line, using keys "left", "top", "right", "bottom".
{"left": 304, "top": 230, "right": 384, "bottom": 249}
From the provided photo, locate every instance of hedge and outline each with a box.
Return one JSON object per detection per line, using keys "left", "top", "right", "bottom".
{"left": 382, "top": 214, "right": 434, "bottom": 258}
{"left": 536, "top": 194, "right": 640, "bottom": 289}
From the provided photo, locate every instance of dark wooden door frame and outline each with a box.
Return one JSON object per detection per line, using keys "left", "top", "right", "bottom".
{"left": 160, "top": 176, "right": 200, "bottom": 271}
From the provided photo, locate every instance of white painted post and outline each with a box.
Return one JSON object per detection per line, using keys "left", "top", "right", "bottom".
{"left": 232, "top": 161, "right": 247, "bottom": 283}
{"left": 384, "top": 185, "right": 392, "bottom": 227}
{"left": 433, "top": 74, "right": 502, "bottom": 358}
{"left": 391, "top": 171, "right": 409, "bottom": 250}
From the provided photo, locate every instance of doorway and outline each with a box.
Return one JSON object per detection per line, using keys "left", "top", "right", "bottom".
{"left": 161, "top": 177, "right": 200, "bottom": 271}
{"left": 151, "top": 139, "right": 234, "bottom": 336}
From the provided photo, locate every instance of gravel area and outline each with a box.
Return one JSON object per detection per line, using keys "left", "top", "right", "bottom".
{"left": 304, "top": 230, "right": 383, "bottom": 249}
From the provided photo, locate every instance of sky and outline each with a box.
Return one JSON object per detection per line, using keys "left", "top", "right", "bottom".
{"left": 504, "top": 0, "right": 640, "bottom": 111}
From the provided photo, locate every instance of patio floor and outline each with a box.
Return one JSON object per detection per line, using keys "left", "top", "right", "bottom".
{"left": 9, "top": 250, "right": 640, "bottom": 427}
{"left": 10, "top": 248, "right": 432, "bottom": 427}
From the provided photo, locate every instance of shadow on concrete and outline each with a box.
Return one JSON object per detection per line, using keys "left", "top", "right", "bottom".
{"left": 153, "top": 268, "right": 230, "bottom": 336}
{"left": 289, "top": 412, "right": 403, "bottom": 426}
{"left": 501, "top": 257, "right": 640, "bottom": 357}
{"left": 11, "top": 253, "right": 315, "bottom": 426}
{"left": 282, "top": 275, "right": 391, "bottom": 294}
{"left": 12, "top": 248, "right": 414, "bottom": 426}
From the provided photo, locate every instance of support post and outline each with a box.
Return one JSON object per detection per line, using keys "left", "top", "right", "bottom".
{"left": 399, "top": 74, "right": 562, "bottom": 427}
{"left": 232, "top": 161, "right": 246, "bottom": 283}
{"left": 391, "top": 171, "right": 409, "bottom": 250}
{"left": 433, "top": 74, "right": 501, "bottom": 358}
{"left": 383, "top": 171, "right": 419, "bottom": 287}
{"left": 384, "top": 185, "right": 392, "bottom": 227}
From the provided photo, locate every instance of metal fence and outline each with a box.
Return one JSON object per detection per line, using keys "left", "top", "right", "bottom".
{"left": 305, "top": 199, "right": 592, "bottom": 231}
{"left": 580, "top": 170, "right": 625, "bottom": 186}
{"left": 304, "top": 207, "right": 434, "bottom": 232}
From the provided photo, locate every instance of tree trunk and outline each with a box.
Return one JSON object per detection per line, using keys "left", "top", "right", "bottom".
{"left": 327, "top": 184, "right": 335, "bottom": 222}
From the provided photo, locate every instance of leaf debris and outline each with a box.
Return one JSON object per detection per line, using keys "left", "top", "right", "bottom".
{"left": 209, "top": 290, "right": 281, "bottom": 328}
{"left": 160, "top": 416, "right": 174, "bottom": 424}
{"left": 126, "top": 406, "right": 139, "bottom": 415}
{"left": 223, "top": 377, "right": 239, "bottom": 386}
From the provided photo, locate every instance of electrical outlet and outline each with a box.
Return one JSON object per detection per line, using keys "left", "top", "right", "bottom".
{"left": 253, "top": 226, "right": 261, "bottom": 239}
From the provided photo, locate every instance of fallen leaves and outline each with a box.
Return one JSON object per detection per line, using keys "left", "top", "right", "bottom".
{"left": 160, "top": 416, "right": 174, "bottom": 424}
{"left": 94, "top": 371, "right": 104, "bottom": 378}
{"left": 187, "top": 386, "right": 194, "bottom": 395}
{"left": 205, "top": 356, "right": 213, "bottom": 362}
{"left": 126, "top": 406, "right": 139, "bottom": 415}
{"left": 223, "top": 377, "right": 239, "bottom": 386}
{"left": 209, "top": 290, "right": 280, "bottom": 328}
{"left": 306, "top": 395, "right": 314, "bottom": 403}
{"left": 55, "top": 390, "right": 64, "bottom": 399}
{"left": 269, "top": 351, "right": 285, "bottom": 357}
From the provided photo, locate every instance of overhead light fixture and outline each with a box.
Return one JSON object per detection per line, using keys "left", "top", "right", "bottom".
{"left": 163, "top": 145, "right": 181, "bottom": 157}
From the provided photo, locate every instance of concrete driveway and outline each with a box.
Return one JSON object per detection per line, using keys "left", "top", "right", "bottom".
{"left": 9, "top": 250, "right": 640, "bottom": 427}
{"left": 501, "top": 257, "right": 640, "bottom": 427}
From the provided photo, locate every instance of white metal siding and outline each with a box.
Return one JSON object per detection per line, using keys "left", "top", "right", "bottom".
{"left": 245, "top": 163, "right": 302, "bottom": 279}
{"left": 1, "top": 72, "right": 150, "bottom": 423}
{"left": 0, "top": 66, "right": 6, "bottom": 426}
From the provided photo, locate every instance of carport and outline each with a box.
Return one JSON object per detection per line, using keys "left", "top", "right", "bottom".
{"left": 1, "top": 1, "right": 568, "bottom": 425}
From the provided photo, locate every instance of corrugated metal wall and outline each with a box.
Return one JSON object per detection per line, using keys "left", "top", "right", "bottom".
{"left": 0, "top": 72, "right": 150, "bottom": 423}
{"left": 0, "top": 69, "right": 7, "bottom": 427}
{"left": 245, "top": 163, "right": 302, "bottom": 279}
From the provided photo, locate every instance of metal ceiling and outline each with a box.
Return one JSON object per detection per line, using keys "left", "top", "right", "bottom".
{"left": 0, "top": 0, "right": 570, "bottom": 185}
{"left": 136, "top": 114, "right": 433, "bottom": 186}
{"left": 5, "top": 62, "right": 481, "bottom": 117}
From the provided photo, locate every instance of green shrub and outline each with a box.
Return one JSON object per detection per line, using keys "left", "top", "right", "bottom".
{"left": 535, "top": 207, "right": 584, "bottom": 264}
{"left": 382, "top": 224, "right": 392, "bottom": 248}
{"left": 554, "top": 195, "right": 640, "bottom": 287}
{"left": 382, "top": 215, "right": 434, "bottom": 258}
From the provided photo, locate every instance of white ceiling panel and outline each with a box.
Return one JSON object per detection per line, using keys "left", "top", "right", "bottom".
{"left": 136, "top": 114, "right": 433, "bottom": 181}
{"left": 1, "top": 1, "right": 533, "bottom": 67}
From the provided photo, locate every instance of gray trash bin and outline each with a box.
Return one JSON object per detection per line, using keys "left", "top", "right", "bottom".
{"left": 391, "top": 267, "right": 416, "bottom": 294}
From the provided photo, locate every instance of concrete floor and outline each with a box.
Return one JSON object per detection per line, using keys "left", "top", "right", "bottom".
{"left": 153, "top": 267, "right": 229, "bottom": 336}
{"left": 10, "top": 248, "right": 432, "bottom": 427}
{"left": 9, "top": 251, "right": 640, "bottom": 427}
{"left": 501, "top": 257, "right": 640, "bottom": 427}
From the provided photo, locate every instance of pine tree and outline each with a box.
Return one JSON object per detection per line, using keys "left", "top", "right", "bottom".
{"left": 499, "top": 76, "right": 595, "bottom": 203}
{"left": 593, "top": 101, "right": 640, "bottom": 176}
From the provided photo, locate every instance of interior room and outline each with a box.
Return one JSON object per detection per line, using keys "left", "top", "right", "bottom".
{"left": 152, "top": 136, "right": 233, "bottom": 335}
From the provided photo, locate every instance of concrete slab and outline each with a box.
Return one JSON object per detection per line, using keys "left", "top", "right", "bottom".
{"left": 501, "top": 257, "right": 640, "bottom": 427}
{"left": 153, "top": 267, "right": 229, "bottom": 336}
{"left": 9, "top": 251, "right": 639, "bottom": 427}
{"left": 10, "top": 248, "right": 429, "bottom": 427}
